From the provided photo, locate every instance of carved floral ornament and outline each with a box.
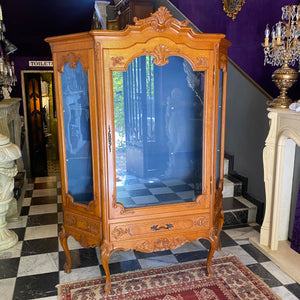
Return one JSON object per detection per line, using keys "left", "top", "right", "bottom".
{"left": 222, "top": 0, "right": 245, "bottom": 21}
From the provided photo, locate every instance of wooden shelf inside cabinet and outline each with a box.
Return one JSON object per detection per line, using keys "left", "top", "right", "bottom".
{"left": 45, "top": 6, "right": 231, "bottom": 295}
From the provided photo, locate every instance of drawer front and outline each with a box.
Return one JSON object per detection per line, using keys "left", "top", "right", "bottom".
{"left": 110, "top": 214, "right": 210, "bottom": 242}
{"left": 64, "top": 212, "right": 101, "bottom": 237}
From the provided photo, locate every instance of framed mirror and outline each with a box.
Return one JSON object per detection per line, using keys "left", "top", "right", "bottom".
{"left": 222, "top": 0, "right": 245, "bottom": 20}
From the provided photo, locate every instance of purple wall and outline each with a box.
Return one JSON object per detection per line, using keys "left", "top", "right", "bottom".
{"left": 170, "top": 0, "right": 300, "bottom": 99}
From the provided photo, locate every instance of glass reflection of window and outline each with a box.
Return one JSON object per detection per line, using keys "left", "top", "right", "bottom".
{"left": 113, "top": 56, "right": 204, "bottom": 208}
{"left": 61, "top": 62, "right": 93, "bottom": 204}
{"left": 216, "top": 70, "right": 223, "bottom": 188}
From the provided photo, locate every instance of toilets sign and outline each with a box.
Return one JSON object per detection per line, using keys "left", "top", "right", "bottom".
{"left": 29, "top": 61, "right": 53, "bottom": 67}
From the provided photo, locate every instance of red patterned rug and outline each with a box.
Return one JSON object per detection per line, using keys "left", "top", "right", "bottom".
{"left": 57, "top": 255, "right": 281, "bottom": 300}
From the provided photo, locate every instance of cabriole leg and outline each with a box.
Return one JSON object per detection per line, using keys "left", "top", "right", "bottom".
{"left": 59, "top": 225, "right": 72, "bottom": 273}
{"left": 100, "top": 242, "right": 112, "bottom": 295}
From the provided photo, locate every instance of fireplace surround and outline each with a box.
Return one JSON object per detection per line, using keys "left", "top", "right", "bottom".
{"left": 251, "top": 107, "right": 300, "bottom": 283}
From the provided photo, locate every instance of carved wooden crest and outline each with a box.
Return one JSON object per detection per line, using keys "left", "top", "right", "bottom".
{"left": 134, "top": 6, "right": 189, "bottom": 32}
{"left": 143, "top": 44, "right": 179, "bottom": 66}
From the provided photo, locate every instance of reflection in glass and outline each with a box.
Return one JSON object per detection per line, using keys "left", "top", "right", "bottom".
{"left": 216, "top": 70, "right": 223, "bottom": 188}
{"left": 61, "top": 62, "right": 93, "bottom": 204}
{"left": 113, "top": 56, "right": 204, "bottom": 208}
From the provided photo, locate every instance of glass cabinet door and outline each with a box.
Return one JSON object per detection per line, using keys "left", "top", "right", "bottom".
{"left": 61, "top": 62, "right": 93, "bottom": 204}
{"left": 113, "top": 55, "right": 205, "bottom": 208}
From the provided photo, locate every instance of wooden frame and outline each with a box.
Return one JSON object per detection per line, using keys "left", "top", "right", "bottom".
{"left": 46, "top": 7, "right": 230, "bottom": 295}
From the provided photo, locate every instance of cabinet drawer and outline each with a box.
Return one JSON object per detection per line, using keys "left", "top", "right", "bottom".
{"left": 64, "top": 212, "right": 102, "bottom": 237}
{"left": 110, "top": 214, "right": 210, "bottom": 241}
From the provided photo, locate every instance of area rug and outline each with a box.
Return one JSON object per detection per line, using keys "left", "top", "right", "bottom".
{"left": 57, "top": 255, "right": 281, "bottom": 300}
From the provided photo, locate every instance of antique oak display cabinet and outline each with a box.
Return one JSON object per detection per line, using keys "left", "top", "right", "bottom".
{"left": 46, "top": 7, "right": 230, "bottom": 294}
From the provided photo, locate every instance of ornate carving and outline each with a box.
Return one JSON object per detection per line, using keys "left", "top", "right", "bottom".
{"left": 193, "top": 216, "right": 209, "bottom": 228}
{"left": 95, "top": 41, "right": 101, "bottom": 60}
{"left": 143, "top": 44, "right": 179, "bottom": 66}
{"left": 111, "top": 56, "right": 124, "bottom": 67}
{"left": 222, "top": 0, "right": 246, "bottom": 21}
{"left": 135, "top": 237, "right": 188, "bottom": 252}
{"left": 112, "top": 226, "right": 131, "bottom": 239}
{"left": 65, "top": 214, "right": 100, "bottom": 235}
{"left": 195, "top": 57, "right": 208, "bottom": 68}
{"left": 134, "top": 6, "right": 189, "bottom": 32}
{"left": 58, "top": 52, "right": 82, "bottom": 73}
{"left": 220, "top": 55, "right": 228, "bottom": 71}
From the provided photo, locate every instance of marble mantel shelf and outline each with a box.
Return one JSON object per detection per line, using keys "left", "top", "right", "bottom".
{"left": 250, "top": 107, "right": 300, "bottom": 284}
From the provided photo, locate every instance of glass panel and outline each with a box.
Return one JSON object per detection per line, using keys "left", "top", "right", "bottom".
{"left": 61, "top": 62, "right": 93, "bottom": 204}
{"left": 113, "top": 56, "right": 204, "bottom": 208}
{"left": 216, "top": 69, "right": 223, "bottom": 188}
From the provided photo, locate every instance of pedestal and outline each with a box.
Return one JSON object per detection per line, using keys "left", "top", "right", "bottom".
{"left": 0, "top": 134, "right": 21, "bottom": 251}
{"left": 0, "top": 98, "right": 23, "bottom": 171}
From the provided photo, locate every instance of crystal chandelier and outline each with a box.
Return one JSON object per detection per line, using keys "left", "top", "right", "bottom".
{"left": 0, "top": 5, "right": 17, "bottom": 101}
{"left": 262, "top": 5, "right": 300, "bottom": 108}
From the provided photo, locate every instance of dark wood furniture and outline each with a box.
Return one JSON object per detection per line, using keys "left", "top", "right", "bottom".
{"left": 46, "top": 7, "right": 230, "bottom": 294}
{"left": 115, "top": 0, "right": 154, "bottom": 29}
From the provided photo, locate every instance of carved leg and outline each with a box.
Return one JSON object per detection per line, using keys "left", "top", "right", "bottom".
{"left": 100, "top": 242, "right": 112, "bottom": 295}
{"left": 59, "top": 225, "right": 72, "bottom": 273}
{"left": 206, "top": 233, "right": 218, "bottom": 276}
{"left": 207, "top": 211, "right": 224, "bottom": 275}
{"left": 217, "top": 211, "right": 224, "bottom": 251}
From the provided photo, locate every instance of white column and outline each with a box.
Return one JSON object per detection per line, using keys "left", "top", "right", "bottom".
{"left": 0, "top": 134, "right": 21, "bottom": 250}
{"left": 95, "top": 1, "right": 111, "bottom": 30}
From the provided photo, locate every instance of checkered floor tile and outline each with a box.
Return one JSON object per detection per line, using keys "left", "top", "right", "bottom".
{"left": 0, "top": 175, "right": 299, "bottom": 299}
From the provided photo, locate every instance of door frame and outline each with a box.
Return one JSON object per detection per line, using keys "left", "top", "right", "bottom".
{"left": 21, "top": 70, "right": 54, "bottom": 176}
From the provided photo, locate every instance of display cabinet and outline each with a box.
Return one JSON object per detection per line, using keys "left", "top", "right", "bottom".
{"left": 46, "top": 7, "right": 230, "bottom": 294}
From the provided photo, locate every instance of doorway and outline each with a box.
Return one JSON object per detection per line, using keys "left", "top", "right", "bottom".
{"left": 22, "top": 71, "right": 59, "bottom": 177}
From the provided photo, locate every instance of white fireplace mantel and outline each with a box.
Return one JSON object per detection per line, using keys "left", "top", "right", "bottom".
{"left": 251, "top": 107, "right": 300, "bottom": 284}
{"left": 261, "top": 108, "right": 300, "bottom": 250}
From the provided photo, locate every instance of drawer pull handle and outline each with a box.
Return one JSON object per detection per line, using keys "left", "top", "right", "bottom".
{"left": 151, "top": 224, "right": 174, "bottom": 231}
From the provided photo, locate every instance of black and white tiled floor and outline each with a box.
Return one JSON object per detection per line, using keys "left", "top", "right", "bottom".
{"left": 1, "top": 175, "right": 300, "bottom": 300}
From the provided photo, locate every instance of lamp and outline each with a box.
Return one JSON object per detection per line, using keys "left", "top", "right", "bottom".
{"left": 262, "top": 5, "right": 300, "bottom": 108}
{"left": 2, "top": 39, "right": 17, "bottom": 55}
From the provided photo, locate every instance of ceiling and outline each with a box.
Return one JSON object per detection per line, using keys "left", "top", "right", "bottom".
{"left": 2, "top": 0, "right": 96, "bottom": 57}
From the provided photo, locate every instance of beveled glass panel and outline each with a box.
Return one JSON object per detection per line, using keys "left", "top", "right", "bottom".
{"left": 61, "top": 62, "right": 93, "bottom": 204}
{"left": 113, "top": 56, "right": 204, "bottom": 208}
